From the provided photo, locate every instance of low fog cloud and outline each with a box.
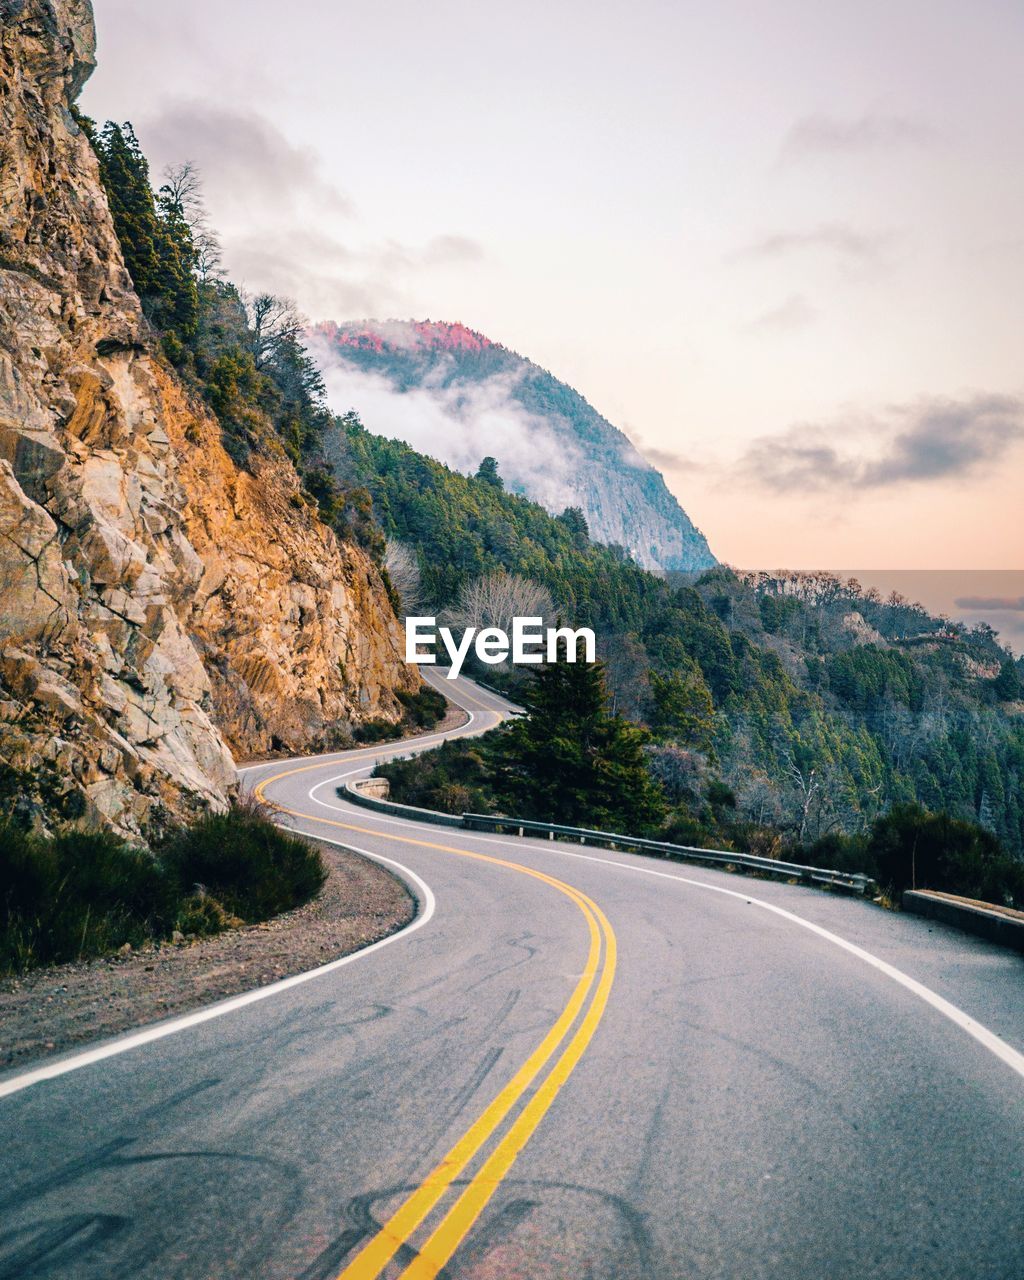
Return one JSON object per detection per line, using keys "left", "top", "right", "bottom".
{"left": 310, "top": 340, "right": 585, "bottom": 512}
{"left": 781, "top": 111, "right": 933, "bottom": 161}
{"left": 736, "top": 223, "right": 892, "bottom": 264}
{"left": 624, "top": 430, "right": 700, "bottom": 474}
{"left": 745, "top": 294, "right": 816, "bottom": 333}
{"left": 738, "top": 393, "right": 1024, "bottom": 491}
{"left": 955, "top": 595, "right": 1024, "bottom": 612}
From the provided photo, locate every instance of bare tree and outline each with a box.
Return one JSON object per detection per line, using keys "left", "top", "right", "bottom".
{"left": 384, "top": 540, "right": 423, "bottom": 617}
{"left": 161, "top": 160, "right": 203, "bottom": 216}
{"left": 736, "top": 769, "right": 784, "bottom": 828}
{"left": 782, "top": 752, "right": 857, "bottom": 844}
{"left": 645, "top": 744, "right": 709, "bottom": 804}
{"left": 244, "top": 292, "right": 305, "bottom": 369}
{"left": 161, "top": 161, "right": 223, "bottom": 283}
{"left": 602, "top": 632, "right": 650, "bottom": 720}
{"left": 445, "top": 572, "right": 554, "bottom": 636}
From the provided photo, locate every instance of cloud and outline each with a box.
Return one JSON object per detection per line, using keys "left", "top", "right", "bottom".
{"left": 736, "top": 223, "right": 892, "bottom": 264}
{"left": 308, "top": 339, "right": 586, "bottom": 512}
{"left": 421, "top": 235, "right": 484, "bottom": 266}
{"left": 745, "top": 294, "right": 816, "bottom": 333}
{"left": 781, "top": 111, "right": 933, "bottom": 160}
{"left": 134, "top": 100, "right": 483, "bottom": 320}
{"left": 623, "top": 430, "right": 700, "bottom": 474}
{"left": 140, "top": 100, "right": 354, "bottom": 222}
{"left": 955, "top": 595, "right": 1024, "bottom": 612}
{"left": 737, "top": 393, "right": 1024, "bottom": 491}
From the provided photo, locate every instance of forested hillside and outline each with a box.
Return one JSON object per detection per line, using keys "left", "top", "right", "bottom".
{"left": 84, "top": 120, "right": 1024, "bottom": 874}
{"left": 315, "top": 319, "right": 717, "bottom": 572}
{"left": 326, "top": 418, "right": 1024, "bottom": 862}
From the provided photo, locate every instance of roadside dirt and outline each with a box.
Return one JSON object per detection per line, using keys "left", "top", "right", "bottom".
{"left": 0, "top": 840, "right": 416, "bottom": 1073}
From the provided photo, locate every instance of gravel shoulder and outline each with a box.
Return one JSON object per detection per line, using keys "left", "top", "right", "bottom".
{"left": 0, "top": 839, "right": 416, "bottom": 1074}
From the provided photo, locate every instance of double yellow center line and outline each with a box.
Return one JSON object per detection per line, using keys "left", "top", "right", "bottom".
{"left": 252, "top": 763, "right": 617, "bottom": 1279}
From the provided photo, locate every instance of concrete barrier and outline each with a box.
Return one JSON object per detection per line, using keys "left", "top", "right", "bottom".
{"left": 344, "top": 779, "right": 465, "bottom": 828}
{"left": 903, "top": 890, "right": 1024, "bottom": 954}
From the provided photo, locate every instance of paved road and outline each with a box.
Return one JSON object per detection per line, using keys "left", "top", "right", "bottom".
{"left": 1, "top": 672, "right": 1022, "bottom": 1279}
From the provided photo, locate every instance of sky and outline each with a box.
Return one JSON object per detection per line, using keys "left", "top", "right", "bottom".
{"left": 82, "top": 0, "right": 1024, "bottom": 569}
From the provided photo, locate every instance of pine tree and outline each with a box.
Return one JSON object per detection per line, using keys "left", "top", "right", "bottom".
{"left": 93, "top": 122, "right": 198, "bottom": 338}
{"left": 475, "top": 456, "right": 503, "bottom": 488}
{"left": 648, "top": 661, "right": 715, "bottom": 750}
{"left": 993, "top": 659, "right": 1022, "bottom": 701}
{"left": 489, "top": 660, "right": 665, "bottom": 832}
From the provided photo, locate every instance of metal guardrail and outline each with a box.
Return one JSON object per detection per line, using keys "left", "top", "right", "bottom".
{"left": 462, "top": 813, "right": 877, "bottom": 895}
{"left": 343, "top": 782, "right": 875, "bottom": 894}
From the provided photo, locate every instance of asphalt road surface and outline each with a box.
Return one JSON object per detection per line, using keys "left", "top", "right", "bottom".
{"left": 2, "top": 671, "right": 1022, "bottom": 1279}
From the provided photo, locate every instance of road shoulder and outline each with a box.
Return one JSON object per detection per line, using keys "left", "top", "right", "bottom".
{"left": 0, "top": 839, "right": 415, "bottom": 1073}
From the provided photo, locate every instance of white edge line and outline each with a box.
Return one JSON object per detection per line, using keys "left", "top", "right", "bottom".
{"left": 307, "top": 777, "right": 1024, "bottom": 1084}
{"left": 0, "top": 838, "right": 437, "bottom": 1102}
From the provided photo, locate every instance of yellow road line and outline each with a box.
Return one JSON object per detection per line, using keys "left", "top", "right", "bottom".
{"left": 253, "top": 763, "right": 615, "bottom": 1280}
{"left": 399, "top": 897, "right": 617, "bottom": 1280}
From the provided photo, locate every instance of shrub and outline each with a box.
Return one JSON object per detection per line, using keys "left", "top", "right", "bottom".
{"left": 159, "top": 800, "right": 325, "bottom": 922}
{"left": 0, "top": 802, "right": 326, "bottom": 974}
{"left": 397, "top": 685, "right": 447, "bottom": 729}
{"left": 867, "top": 804, "right": 1024, "bottom": 905}
{"left": 0, "top": 822, "right": 175, "bottom": 972}
{"left": 176, "top": 890, "right": 241, "bottom": 937}
{"left": 373, "top": 740, "right": 499, "bottom": 816}
{"left": 353, "top": 718, "right": 394, "bottom": 744}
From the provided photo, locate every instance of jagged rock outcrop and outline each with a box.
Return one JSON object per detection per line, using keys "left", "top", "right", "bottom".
{"left": 0, "top": 0, "right": 415, "bottom": 835}
{"left": 841, "top": 611, "right": 888, "bottom": 648}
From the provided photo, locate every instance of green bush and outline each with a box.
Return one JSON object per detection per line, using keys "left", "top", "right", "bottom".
{"left": 0, "top": 803, "right": 326, "bottom": 974}
{"left": 373, "top": 740, "right": 499, "bottom": 816}
{"left": 158, "top": 803, "right": 325, "bottom": 922}
{"left": 397, "top": 685, "right": 447, "bottom": 728}
{"left": 353, "top": 685, "right": 448, "bottom": 744}
{"left": 797, "top": 805, "right": 1024, "bottom": 907}
{"left": 866, "top": 804, "right": 1024, "bottom": 905}
{"left": 0, "top": 823, "right": 175, "bottom": 972}
{"left": 353, "top": 718, "right": 395, "bottom": 744}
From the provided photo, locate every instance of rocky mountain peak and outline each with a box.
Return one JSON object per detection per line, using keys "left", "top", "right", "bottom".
{"left": 315, "top": 318, "right": 716, "bottom": 573}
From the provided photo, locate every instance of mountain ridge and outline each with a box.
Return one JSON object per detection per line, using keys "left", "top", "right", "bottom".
{"left": 313, "top": 319, "right": 717, "bottom": 573}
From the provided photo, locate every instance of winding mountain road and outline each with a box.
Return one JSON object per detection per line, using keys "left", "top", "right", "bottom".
{"left": 2, "top": 672, "right": 1022, "bottom": 1279}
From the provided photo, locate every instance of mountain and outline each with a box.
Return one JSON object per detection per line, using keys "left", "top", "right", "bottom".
{"left": 312, "top": 320, "right": 717, "bottom": 573}
{"left": 0, "top": 1, "right": 413, "bottom": 836}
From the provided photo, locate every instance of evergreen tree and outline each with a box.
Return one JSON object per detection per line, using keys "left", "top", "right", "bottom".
{"left": 557, "top": 506, "right": 589, "bottom": 548}
{"left": 93, "top": 122, "right": 198, "bottom": 338}
{"left": 489, "top": 661, "right": 665, "bottom": 832}
{"left": 993, "top": 659, "right": 1022, "bottom": 701}
{"left": 648, "top": 662, "right": 715, "bottom": 750}
{"left": 475, "top": 456, "right": 504, "bottom": 488}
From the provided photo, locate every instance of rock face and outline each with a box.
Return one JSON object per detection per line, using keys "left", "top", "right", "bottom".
{"left": 0, "top": 0, "right": 415, "bottom": 835}
{"left": 841, "top": 612, "right": 888, "bottom": 648}
{"left": 314, "top": 319, "right": 717, "bottom": 573}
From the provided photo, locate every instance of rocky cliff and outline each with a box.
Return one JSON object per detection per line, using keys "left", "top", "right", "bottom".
{"left": 314, "top": 319, "right": 717, "bottom": 573}
{"left": 0, "top": 0, "right": 415, "bottom": 836}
